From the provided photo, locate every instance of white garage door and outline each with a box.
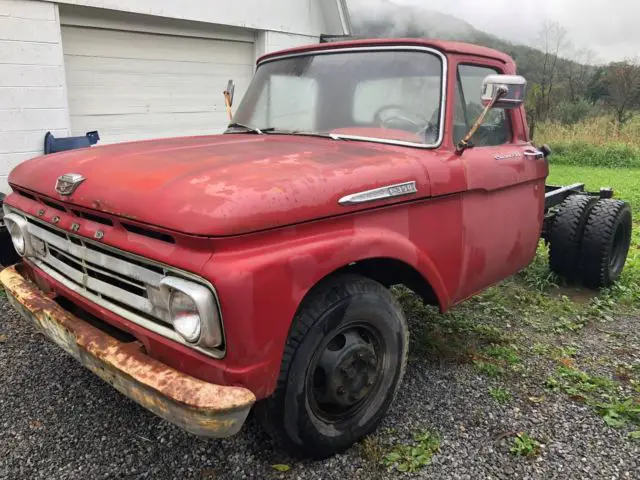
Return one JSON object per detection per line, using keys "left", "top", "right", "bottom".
{"left": 61, "top": 23, "right": 255, "bottom": 144}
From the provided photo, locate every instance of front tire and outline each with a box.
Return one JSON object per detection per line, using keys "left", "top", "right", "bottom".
{"left": 255, "top": 274, "right": 409, "bottom": 458}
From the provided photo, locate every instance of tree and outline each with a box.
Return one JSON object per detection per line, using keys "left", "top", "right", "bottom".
{"left": 604, "top": 59, "right": 640, "bottom": 125}
{"left": 565, "top": 48, "right": 596, "bottom": 102}
{"left": 533, "top": 22, "right": 570, "bottom": 120}
{"left": 586, "top": 67, "right": 608, "bottom": 104}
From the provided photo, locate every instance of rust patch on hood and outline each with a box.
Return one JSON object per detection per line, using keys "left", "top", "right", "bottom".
{"left": 91, "top": 199, "right": 138, "bottom": 220}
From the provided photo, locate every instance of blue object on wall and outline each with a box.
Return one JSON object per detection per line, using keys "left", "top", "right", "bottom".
{"left": 44, "top": 131, "right": 100, "bottom": 154}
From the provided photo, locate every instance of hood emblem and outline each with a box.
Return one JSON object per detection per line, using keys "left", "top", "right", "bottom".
{"left": 55, "top": 173, "right": 85, "bottom": 196}
{"left": 339, "top": 181, "right": 418, "bottom": 206}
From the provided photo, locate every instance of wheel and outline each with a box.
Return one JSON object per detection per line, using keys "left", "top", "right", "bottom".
{"left": 254, "top": 274, "right": 409, "bottom": 458}
{"left": 578, "top": 199, "right": 632, "bottom": 288}
{"left": 548, "top": 195, "right": 598, "bottom": 281}
{"left": 0, "top": 194, "right": 19, "bottom": 267}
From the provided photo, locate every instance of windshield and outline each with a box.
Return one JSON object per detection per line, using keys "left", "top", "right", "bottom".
{"left": 230, "top": 49, "right": 444, "bottom": 146}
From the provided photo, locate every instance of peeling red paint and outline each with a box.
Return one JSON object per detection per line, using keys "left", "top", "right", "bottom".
{"left": 1, "top": 38, "right": 549, "bottom": 411}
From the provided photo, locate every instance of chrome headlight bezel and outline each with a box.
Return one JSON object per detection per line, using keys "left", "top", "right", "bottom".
{"left": 3, "top": 213, "right": 33, "bottom": 257}
{"left": 159, "top": 276, "right": 223, "bottom": 348}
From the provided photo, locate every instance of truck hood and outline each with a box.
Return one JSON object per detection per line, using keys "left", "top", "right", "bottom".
{"left": 9, "top": 134, "right": 430, "bottom": 236}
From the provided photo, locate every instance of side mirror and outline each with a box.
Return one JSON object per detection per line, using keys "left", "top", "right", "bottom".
{"left": 481, "top": 75, "right": 527, "bottom": 109}
{"left": 457, "top": 74, "right": 527, "bottom": 153}
{"left": 224, "top": 80, "right": 235, "bottom": 106}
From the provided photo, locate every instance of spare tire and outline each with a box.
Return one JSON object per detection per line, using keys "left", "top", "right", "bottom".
{"left": 578, "top": 199, "right": 632, "bottom": 288}
{"left": 548, "top": 195, "right": 598, "bottom": 281}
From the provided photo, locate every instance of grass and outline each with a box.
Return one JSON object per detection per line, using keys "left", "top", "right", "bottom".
{"left": 381, "top": 430, "right": 441, "bottom": 473}
{"left": 473, "top": 360, "right": 504, "bottom": 378}
{"left": 545, "top": 365, "right": 640, "bottom": 429}
{"left": 535, "top": 116, "right": 640, "bottom": 169}
{"left": 536, "top": 115, "right": 640, "bottom": 149}
{"left": 488, "top": 386, "right": 512, "bottom": 404}
{"left": 483, "top": 344, "right": 521, "bottom": 365}
{"left": 536, "top": 116, "right": 640, "bottom": 168}
{"left": 360, "top": 436, "right": 386, "bottom": 465}
{"left": 510, "top": 432, "right": 541, "bottom": 457}
{"left": 548, "top": 164, "right": 640, "bottom": 211}
{"left": 545, "top": 142, "right": 640, "bottom": 169}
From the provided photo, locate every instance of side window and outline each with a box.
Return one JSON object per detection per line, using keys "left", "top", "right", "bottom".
{"left": 455, "top": 65, "right": 511, "bottom": 146}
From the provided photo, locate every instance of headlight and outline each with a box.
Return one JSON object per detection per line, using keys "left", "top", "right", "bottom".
{"left": 160, "top": 277, "right": 222, "bottom": 348}
{"left": 3, "top": 213, "right": 32, "bottom": 257}
{"left": 169, "top": 290, "right": 201, "bottom": 343}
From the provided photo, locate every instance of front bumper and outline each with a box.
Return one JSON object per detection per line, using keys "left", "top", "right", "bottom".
{"left": 0, "top": 264, "right": 255, "bottom": 438}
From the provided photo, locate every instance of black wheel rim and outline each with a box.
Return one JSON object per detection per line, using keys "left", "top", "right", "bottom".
{"left": 307, "top": 322, "right": 385, "bottom": 424}
{"left": 609, "top": 221, "right": 629, "bottom": 274}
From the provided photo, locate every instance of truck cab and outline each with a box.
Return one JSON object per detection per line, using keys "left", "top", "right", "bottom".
{"left": 1, "top": 38, "right": 630, "bottom": 457}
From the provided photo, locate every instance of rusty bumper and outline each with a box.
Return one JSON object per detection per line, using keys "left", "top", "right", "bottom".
{"left": 0, "top": 265, "right": 255, "bottom": 438}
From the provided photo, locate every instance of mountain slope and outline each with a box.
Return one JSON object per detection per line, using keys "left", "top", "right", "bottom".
{"left": 347, "top": 0, "right": 577, "bottom": 81}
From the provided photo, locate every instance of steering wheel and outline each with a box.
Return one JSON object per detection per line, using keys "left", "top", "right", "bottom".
{"left": 373, "top": 105, "right": 434, "bottom": 140}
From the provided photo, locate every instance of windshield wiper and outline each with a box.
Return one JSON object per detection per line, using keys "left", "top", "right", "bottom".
{"left": 225, "top": 125, "right": 343, "bottom": 140}
{"left": 225, "top": 123, "right": 266, "bottom": 134}
{"left": 258, "top": 128, "right": 342, "bottom": 140}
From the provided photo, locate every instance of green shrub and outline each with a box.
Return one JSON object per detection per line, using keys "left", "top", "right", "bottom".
{"left": 548, "top": 142, "right": 640, "bottom": 169}
{"left": 548, "top": 98, "right": 599, "bottom": 125}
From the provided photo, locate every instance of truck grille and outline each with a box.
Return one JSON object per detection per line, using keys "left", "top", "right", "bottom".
{"left": 9, "top": 208, "right": 222, "bottom": 357}
{"left": 28, "top": 215, "right": 170, "bottom": 321}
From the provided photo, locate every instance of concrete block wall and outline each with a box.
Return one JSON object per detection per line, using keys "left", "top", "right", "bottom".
{"left": 0, "top": 0, "right": 70, "bottom": 192}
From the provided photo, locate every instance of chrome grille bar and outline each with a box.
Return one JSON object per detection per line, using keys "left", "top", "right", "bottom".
{"left": 27, "top": 221, "right": 164, "bottom": 286}
{"left": 35, "top": 252, "right": 161, "bottom": 318}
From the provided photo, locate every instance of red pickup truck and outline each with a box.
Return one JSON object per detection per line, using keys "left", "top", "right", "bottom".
{"left": 1, "top": 38, "right": 632, "bottom": 457}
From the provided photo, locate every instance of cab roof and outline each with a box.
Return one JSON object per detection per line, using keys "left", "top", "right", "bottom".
{"left": 257, "top": 38, "right": 514, "bottom": 66}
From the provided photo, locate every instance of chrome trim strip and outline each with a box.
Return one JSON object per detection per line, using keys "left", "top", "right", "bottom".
{"left": 256, "top": 45, "right": 448, "bottom": 150}
{"left": 7, "top": 206, "right": 225, "bottom": 359}
{"left": 339, "top": 181, "right": 418, "bottom": 206}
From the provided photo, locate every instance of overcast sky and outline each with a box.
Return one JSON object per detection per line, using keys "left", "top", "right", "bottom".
{"left": 350, "top": 0, "right": 640, "bottom": 63}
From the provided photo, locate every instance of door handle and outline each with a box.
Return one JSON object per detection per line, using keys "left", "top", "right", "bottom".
{"left": 523, "top": 149, "right": 544, "bottom": 160}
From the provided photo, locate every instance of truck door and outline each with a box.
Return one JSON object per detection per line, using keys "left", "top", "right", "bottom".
{"left": 452, "top": 62, "right": 548, "bottom": 301}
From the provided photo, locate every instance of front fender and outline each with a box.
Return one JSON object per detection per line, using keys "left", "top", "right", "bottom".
{"left": 202, "top": 216, "right": 454, "bottom": 398}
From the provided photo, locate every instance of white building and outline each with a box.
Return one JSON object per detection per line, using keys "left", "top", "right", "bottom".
{"left": 0, "top": 0, "right": 351, "bottom": 192}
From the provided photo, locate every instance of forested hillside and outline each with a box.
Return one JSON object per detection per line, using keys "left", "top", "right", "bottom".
{"left": 349, "top": 1, "right": 640, "bottom": 138}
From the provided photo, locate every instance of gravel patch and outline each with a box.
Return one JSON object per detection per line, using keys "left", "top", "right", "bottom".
{"left": 1, "top": 295, "right": 638, "bottom": 479}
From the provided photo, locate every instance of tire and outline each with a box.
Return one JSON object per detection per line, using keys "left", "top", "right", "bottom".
{"left": 548, "top": 195, "right": 598, "bottom": 281}
{"left": 254, "top": 274, "right": 409, "bottom": 458}
{"left": 578, "top": 199, "right": 632, "bottom": 288}
{"left": 0, "top": 194, "right": 19, "bottom": 267}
